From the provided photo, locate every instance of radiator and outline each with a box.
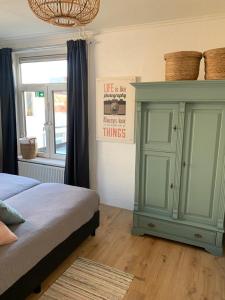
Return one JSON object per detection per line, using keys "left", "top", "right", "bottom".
{"left": 18, "top": 161, "right": 65, "bottom": 183}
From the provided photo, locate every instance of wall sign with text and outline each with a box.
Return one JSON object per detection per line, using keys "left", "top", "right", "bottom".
{"left": 96, "top": 77, "right": 136, "bottom": 143}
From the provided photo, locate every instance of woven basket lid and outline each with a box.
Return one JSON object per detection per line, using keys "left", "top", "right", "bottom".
{"left": 203, "top": 47, "right": 225, "bottom": 57}
{"left": 164, "top": 51, "right": 202, "bottom": 60}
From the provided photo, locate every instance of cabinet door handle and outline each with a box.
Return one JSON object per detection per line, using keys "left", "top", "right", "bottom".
{"left": 183, "top": 161, "right": 186, "bottom": 168}
{"left": 148, "top": 223, "right": 155, "bottom": 228}
{"left": 173, "top": 125, "right": 177, "bottom": 131}
{"left": 194, "top": 233, "right": 202, "bottom": 239}
{"left": 170, "top": 183, "right": 174, "bottom": 189}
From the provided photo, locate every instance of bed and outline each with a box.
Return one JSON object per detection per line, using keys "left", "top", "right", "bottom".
{"left": 0, "top": 173, "right": 40, "bottom": 200}
{"left": 0, "top": 174, "right": 100, "bottom": 300}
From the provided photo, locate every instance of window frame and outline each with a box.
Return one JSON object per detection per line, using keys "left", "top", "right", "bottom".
{"left": 16, "top": 54, "right": 67, "bottom": 160}
{"left": 48, "top": 84, "right": 67, "bottom": 159}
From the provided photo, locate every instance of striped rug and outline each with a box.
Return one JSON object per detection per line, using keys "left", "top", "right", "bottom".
{"left": 40, "top": 257, "right": 134, "bottom": 300}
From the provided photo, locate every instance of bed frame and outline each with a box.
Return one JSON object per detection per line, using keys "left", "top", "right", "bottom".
{"left": 0, "top": 211, "right": 100, "bottom": 300}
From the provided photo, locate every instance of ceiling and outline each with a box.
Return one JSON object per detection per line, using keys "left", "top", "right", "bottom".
{"left": 1, "top": 0, "right": 225, "bottom": 39}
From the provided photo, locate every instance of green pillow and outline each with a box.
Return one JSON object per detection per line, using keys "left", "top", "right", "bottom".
{"left": 0, "top": 200, "right": 25, "bottom": 225}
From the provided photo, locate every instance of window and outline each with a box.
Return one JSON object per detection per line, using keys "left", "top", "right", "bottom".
{"left": 21, "top": 60, "right": 67, "bottom": 84}
{"left": 18, "top": 57, "right": 67, "bottom": 159}
{"left": 24, "top": 91, "right": 47, "bottom": 153}
{"left": 53, "top": 91, "right": 67, "bottom": 155}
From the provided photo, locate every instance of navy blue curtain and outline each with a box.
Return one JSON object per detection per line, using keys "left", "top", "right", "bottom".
{"left": 64, "top": 40, "right": 89, "bottom": 188}
{"left": 0, "top": 48, "right": 18, "bottom": 174}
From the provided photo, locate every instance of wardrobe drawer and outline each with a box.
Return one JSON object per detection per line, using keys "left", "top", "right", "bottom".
{"left": 137, "top": 215, "right": 216, "bottom": 245}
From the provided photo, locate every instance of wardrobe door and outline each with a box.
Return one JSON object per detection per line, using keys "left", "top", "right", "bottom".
{"left": 138, "top": 103, "right": 180, "bottom": 217}
{"left": 140, "top": 151, "right": 175, "bottom": 217}
{"left": 179, "top": 103, "right": 225, "bottom": 226}
{"left": 141, "top": 103, "right": 179, "bottom": 152}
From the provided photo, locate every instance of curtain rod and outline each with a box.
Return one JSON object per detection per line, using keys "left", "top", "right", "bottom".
{"left": 13, "top": 43, "right": 66, "bottom": 54}
{"left": 13, "top": 39, "right": 95, "bottom": 54}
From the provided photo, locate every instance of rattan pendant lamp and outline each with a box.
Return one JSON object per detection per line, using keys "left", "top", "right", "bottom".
{"left": 28, "top": 0, "right": 100, "bottom": 28}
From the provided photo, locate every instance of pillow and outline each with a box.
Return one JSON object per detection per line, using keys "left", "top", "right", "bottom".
{"left": 0, "top": 221, "right": 18, "bottom": 245}
{"left": 0, "top": 200, "right": 25, "bottom": 225}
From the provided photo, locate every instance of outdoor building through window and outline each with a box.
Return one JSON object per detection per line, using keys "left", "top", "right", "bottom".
{"left": 19, "top": 57, "right": 67, "bottom": 159}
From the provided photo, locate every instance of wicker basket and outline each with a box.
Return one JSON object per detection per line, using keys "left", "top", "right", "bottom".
{"left": 20, "top": 142, "right": 37, "bottom": 159}
{"left": 164, "top": 51, "right": 202, "bottom": 81}
{"left": 203, "top": 48, "right": 225, "bottom": 80}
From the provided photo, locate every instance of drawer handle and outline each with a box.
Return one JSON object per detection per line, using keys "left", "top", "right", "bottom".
{"left": 194, "top": 233, "right": 202, "bottom": 239}
{"left": 173, "top": 125, "right": 177, "bottom": 131}
{"left": 148, "top": 223, "right": 156, "bottom": 228}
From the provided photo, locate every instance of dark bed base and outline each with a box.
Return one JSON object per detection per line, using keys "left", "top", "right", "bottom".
{"left": 0, "top": 211, "right": 100, "bottom": 300}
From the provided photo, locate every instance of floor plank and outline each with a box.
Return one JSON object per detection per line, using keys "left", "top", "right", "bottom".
{"left": 28, "top": 205, "right": 225, "bottom": 300}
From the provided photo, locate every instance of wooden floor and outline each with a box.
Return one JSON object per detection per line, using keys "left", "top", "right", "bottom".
{"left": 28, "top": 205, "right": 225, "bottom": 300}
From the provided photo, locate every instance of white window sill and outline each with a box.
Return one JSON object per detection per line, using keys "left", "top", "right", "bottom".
{"left": 18, "top": 156, "right": 65, "bottom": 168}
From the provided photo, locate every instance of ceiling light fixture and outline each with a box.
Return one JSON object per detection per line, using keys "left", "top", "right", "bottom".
{"left": 28, "top": 0, "right": 100, "bottom": 28}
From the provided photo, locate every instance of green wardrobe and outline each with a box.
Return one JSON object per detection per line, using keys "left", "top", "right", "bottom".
{"left": 132, "top": 81, "right": 225, "bottom": 256}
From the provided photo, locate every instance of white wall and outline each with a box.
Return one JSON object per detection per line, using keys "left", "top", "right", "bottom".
{"left": 3, "top": 15, "right": 225, "bottom": 210}
{"left": 88, "top": 16, "right": 225, "bottom": 210}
